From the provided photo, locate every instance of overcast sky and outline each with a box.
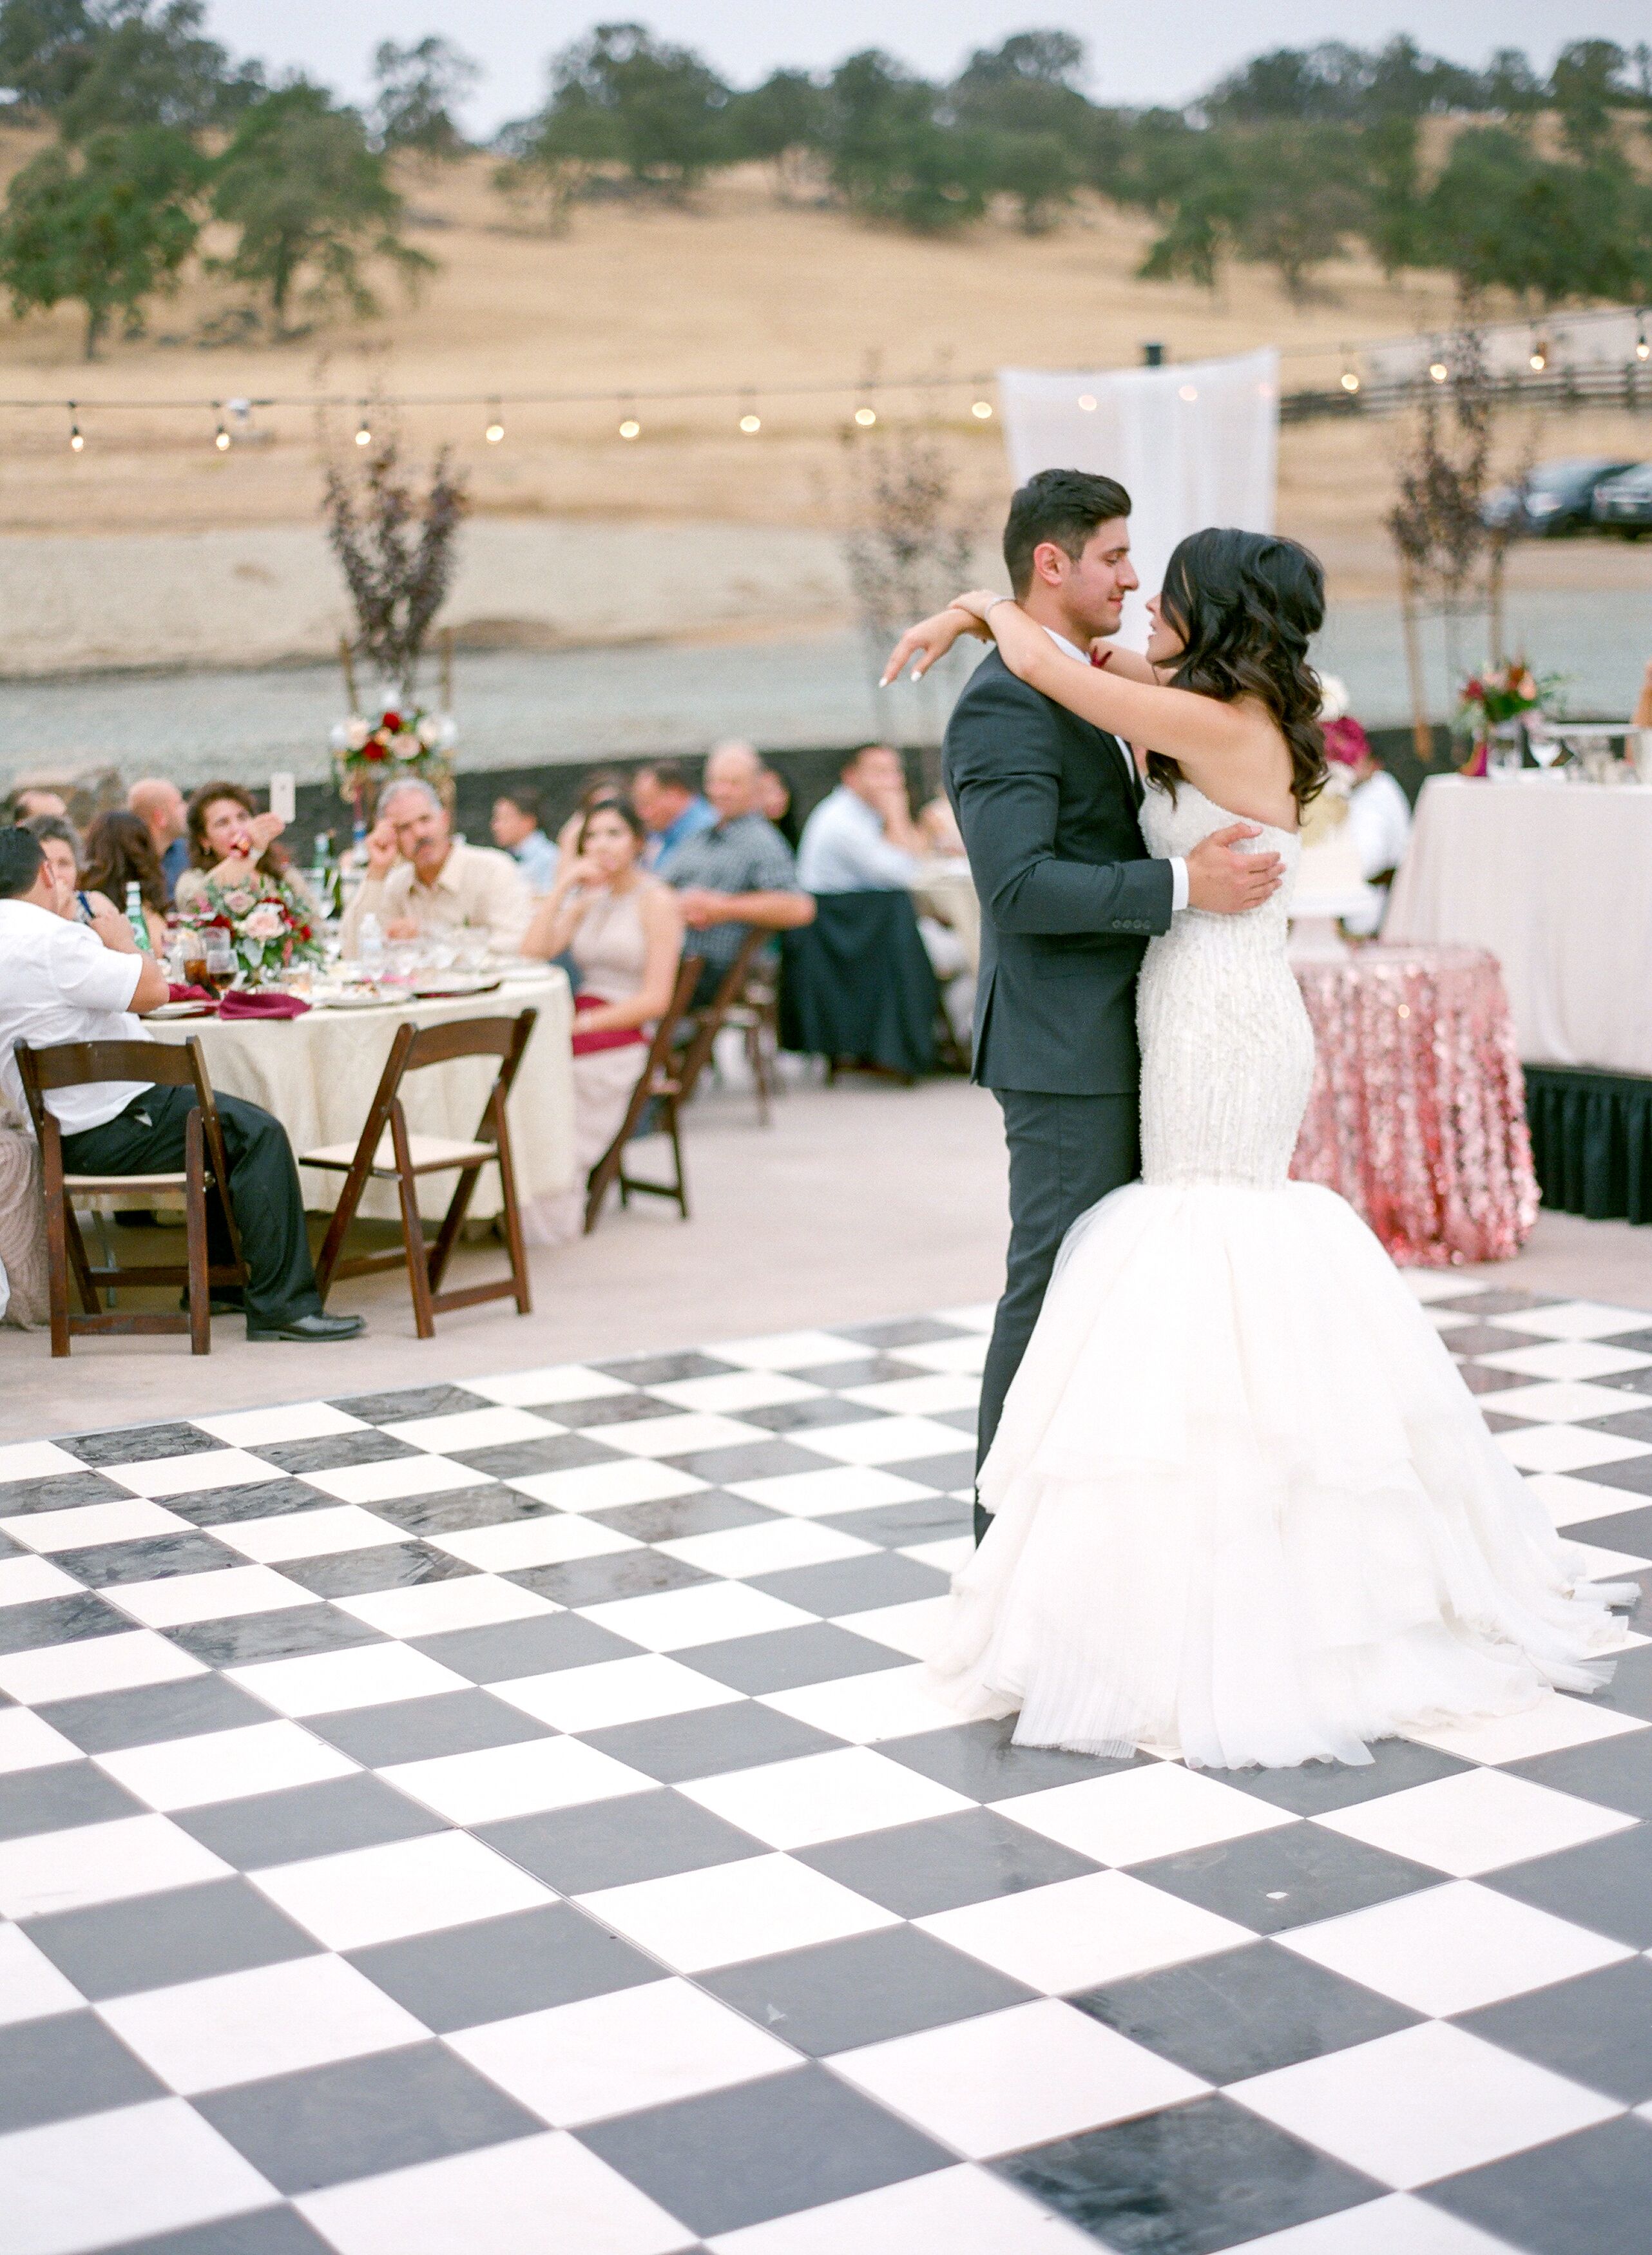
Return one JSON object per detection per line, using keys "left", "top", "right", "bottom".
{"left": 202, "top": 3, "right": 1642, "bottom": 133}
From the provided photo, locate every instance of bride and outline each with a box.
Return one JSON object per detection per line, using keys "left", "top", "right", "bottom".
{"left": 886, "top": 530, "right": 1628, "bottom": 1771}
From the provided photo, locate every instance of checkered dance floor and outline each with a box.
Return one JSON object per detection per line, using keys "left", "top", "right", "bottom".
{"left": 3, "top": 1283, "right": 1652, "bottom": 2254}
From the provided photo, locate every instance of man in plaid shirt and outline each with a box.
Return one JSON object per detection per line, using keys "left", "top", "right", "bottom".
{"left": 666, "top": 742, "right": 814, "bottom": 1003}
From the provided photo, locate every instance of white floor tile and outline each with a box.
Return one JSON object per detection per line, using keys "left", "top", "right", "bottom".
{"left": 658, "top": 1519, "right": 876, "bottom": 1580}
{"left": 106, "top": 1564, "right": 317, "bottom": 1629}
{"left": 210, "top": 1505, "right": 408, "bottom": 1564}
{"left": 833, "top": 1597, "right": 956, "bottom": 1658}
{"left": 296, "top": 2129, "right": 694, "bottom": 2255}
{"left": 729, "top": 1467, "right": 941, "bottom": 1518}
{"left": 900, "top": 1537, "right": 975, "bottom": 1573}
{"left": 1497, "top": 1302, "right": 1652, "bottom": 1342}
{"left": 463, "top": 1365, "right": 639, "bottom": 1408}
{"left": 758, "top": 1663, "right": 961, "bottom": 1745}
{"left": 95, "top": 1719, "right": 358, "bottom": 1812}
{"left": 934, "top": 1303, "right": 997, "bottom": 1331}
{"left": 99, "top": 1953, "right": 427, "bottom": 2093}
{"left": 1226, "top": 2194, "right": 1524, "bottom": 2252}
{"left": 0, "top": 1921, "right": 84, "bottom": 2027}
{"left": 1494, "top": 1425, "right": 1652, "bottom": 1475}
{"left": 1231, "top": 2019, "right": 1621, "bottom": 2191}
{"left": 595, "top": 1412, "right": 773, "bottom": 1459}
{"left": 0, "top": 2097, "right": 278, "bottom": 2255}
{"left": 1278, "top": 1877, "right": 1631, "bottom": 2016}
{"left": 192, "top": 1403, "right": 367, "bottom": 1447}
{"left": 791, "top": 1417, "right": 975, "bottom": 1467}
{"left": 300, "top": 1455, "right": 495, "bottom": 1507}
{"left": 680, "top": 1746, "right": 972, "bottom": 1847}
{"left": 253, "top": 1830, "right": 553, "bottom": 1950}
{"left": 504, "top": 1459, "right": 708, "bottom": 1514}
{"left": 1403, "top": 1693, "right": 1648, "bottom": 1765}
{"left": 648, "top": 1371, "right": 826, "bottom": 1414}
{"left": 1527, "top": 1470, "right": 1650, "bottom": 1528}
{"left": 0, "top": 1555, "right": 80, "bottom": 1607}
{"left": 493, "top": 1655, "right": 742, "bottom": 1733}
{"left": 829, "top": 1997, "right": 1207, "bottom": 2159}
{"left": 381, "top": 1736, "right": 653, "bottom": 1825}
{"left": 0, "top": 1628, "right": 204, "bottom": 1705}
{"left": 1001, "top": 1764, "right": 1297, "bottom": 1868}
{"left": 919, "top": 1871, "right": 1254, "bottom": 1993}
{"left": 100, "top": 1449, "right": 276, "bottom": 1499}
{"left": 0, "top": 1440, "right": 85, "bottom": 1483}
{"left": 706, "top": 2163, "right": 1097, "bottom": 2255}
{"left": 577, "top": 1852, "right": 899, "bottom": 1972}
{"left": 840, "top": 1374, "right": 982, "bottom": 1416}
{"left": 0, "top": 1812, "right": 229, "bottom": 1918}
{"left": 1481, "top": 1380, "right": 1647, "bottom": 1425}
{"left": 1314, "top": 1765, "right": 1634, "bottom": 1876}
{"left": 430, "top": 1513, "right": 639, "bottom": 1573}
{"left": 886, "top": 1334, "right": 989, "bottom": 1375}
{"left": 1405, "top": 1275, "right": 1491, "bottom": 1304}
{"left": 227, "top": 1642, "right": 469, "bottom": 1717}
{"left": 709, "top": 1330, "right": 872, "bottom": 1370}
{"left": 335, "top": 1575, "right": 557, "bottom": 1638}
{"left": 0, "top": 1708, "right": 81, "bottom": 1776}
{"left": 577, "top": 1582, "right": 818, "bottom": 1653}
{"left": 380, "top": 1405, "right": 568, "bottom": 1452}
{"left": 448, "top": 1977, "right": 798, "bottom": 2124}
{"left": 0, "top": 1497, "right": 190, "bottom": 1552}
{"left": 1479, "top": 1341, "right": 1652, "bottom": 1382}
{"left": 1571, "top": 1536, "right": 1652, "bottom": 1577}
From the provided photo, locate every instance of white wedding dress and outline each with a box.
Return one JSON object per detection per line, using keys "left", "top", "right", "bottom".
{"left": 930, "top": 781, "right": 1629, "bottom": 1770}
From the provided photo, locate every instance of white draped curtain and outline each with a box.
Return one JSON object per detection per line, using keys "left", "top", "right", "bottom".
{"left": 997, "top": 350, "right": 1280, "bottom": 648}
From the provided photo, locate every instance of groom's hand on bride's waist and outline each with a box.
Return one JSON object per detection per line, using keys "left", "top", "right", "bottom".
{"left": 1185, "top": 825, "right": 1283, "bottom": 914}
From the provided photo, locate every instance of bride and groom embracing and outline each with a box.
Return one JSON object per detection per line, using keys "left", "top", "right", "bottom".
{"left": 882, "top": 468, "right": 1628, "bottom": 1774}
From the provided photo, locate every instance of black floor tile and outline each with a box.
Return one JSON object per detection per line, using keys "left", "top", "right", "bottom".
{"left": 452, "top": 1434, "right": 620, "bottom": 1478}
{"left": 481, "top": 1787, "right": 767, "bottom": 1894}
{"left": 197, "top": 2042, "right": 541, "bottom": 2195}
{"left": 508, "top": 1549, "right": 711, "bottom": 1609}
{"left": 818, "top": 1495, "right": 974, "bottom": 1547}
{"left": 58, "top": 1532, "right": 240, "bottom": 1587}
{"left": 36, "top": 1673, "right": 273, "bottom": 1753}
{"left": 798, "top": 1806, "right": 1101, "bottom": 1916}
{"left": 998, "top": 2093, "right": 1383, "bottom": 2255}
{"left": 411, "top": 1611, "right": 641, "bottom": 1683}
{"left": 577, "top": 1700, "right": 838, "bottom": 1783}
{"left": 880, "top": 1716, "right": 1144, "bottom": 1801}
{"left": 593, "top": 1352, "right": 735, "bottom": 1385}
{"left": 255, "top": 1432, "right": 418, "bottom": 1475}
{"left": 547, "top": 1394, "right": 671, "bottom": 1431}
{"left": 274, "top": 1544, "right": 470, "bottom": 1600}
{"left": 793, "top": 1354, "right": 932, "bottom": 1388}
{"left": 1561, "top": 1504, "right": 1652, "bottom": 1553}
{"left": 0, "top": 1469, "right": 128, "bottom": 1515}
{"left": 1456, "top": 1957, "right": 1652, "bottom": 2105}
{"left": 305, "top": 1688, "right": 553, "bottom": 1766}
{"left": 579, "top": 2064, "right": 951, "bottom": 2238}
{"left": 704, "top": 1924, "right": 1034, "bottom": 2054}
{"left": 1595, "top": 1644, "right": 1652, "bottom": 1723}
{"left": 0, "top": 1759, "right": 144, "bottom": 1841}
{"left": 1587, "top": 1406, "right": 1652, "bottom": 1444}
{"left": 329, "top": 1385, "right": 492, "bottom": 1423}
{"left": 164, "top": 1606, "right": 384, "bottom": 1669}
{"left": 1131, "top": 1821, "right": 1437, "bottom": 1933}
{"left": 680, "top": 1622, "right": 907, "bottom": 1694}
{"left": 880, "top": 1449, "right": 977, "bottom": 1492}
{"left": 1508, "top": 1731, "right": 1652, "bottom": 1818}
{"left": 1568, "top": 1459, "right": 1652, "bottom": 1503}
{"left": 23, "top": 1878, "right": 319, "bottom": 1999}
{"left": 348, "top": 1901, "right": 660, "bottom": 2032}
{"left": 739, "top": 1398, "right": 885, "bottom": 1434}
{"left": 1213, "top": 1736, "right": 1472, "bottom": 1815}
{"left": 0, "top": 1591, "right": 130, "bottom": 1653}
{"left": 0, "top": 2010, "right": 163, "bottom": 2131}
{"left": 587, "top": 1492, "right": 775, "bottom": 1544}
{"left": 168, "top": 1479, "right": 338, "bottom": 1528}
{"left": 61, "top": 1423, "right": 224, "bottom": 1467}
{"left": 748, "top": 1551, "right": 950, "bottom": 1618}
{"left": 1486, "top": 1818, "right": 1652, "bottom": 1950}
{"left": 837, "top": 1318, "right": 970, "bottom": 1348}
{"left": 367, "top": 1488, "right": 532, "bottom": 1538}
{"left": 1458, "top": 1363, "right": 1532, "bottom": 1397}
{"left": 662, "top": 1439, "right": 832, "bottom": 1486}
{"left": 99, "top": 2208, "right": 335, "bottom": 2255}
{"left": 1425, "top": 2115, "right": 1652, "bottom": 2255}
{"left": 175, "top": 1773, "right": 447, "bottom": 1870}
{"left": 1071, "top": 1943, "right": 1420, "bottom": 2084}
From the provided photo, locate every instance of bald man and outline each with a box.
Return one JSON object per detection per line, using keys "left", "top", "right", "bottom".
{"left": 128, "top": 778, "right": 189, "bottom": 902}
{"left": 663, "top": 742, "right": 814, "bottom": 1003}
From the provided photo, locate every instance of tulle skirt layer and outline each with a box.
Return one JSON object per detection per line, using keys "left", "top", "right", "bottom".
{"left": 929, "top": 1181, "right": 1629, "bottom": 1770}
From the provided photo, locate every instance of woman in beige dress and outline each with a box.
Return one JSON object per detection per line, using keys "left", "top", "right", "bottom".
{"left": 521, "top": 800, "right": 684, "bottom": 1243}
{"left": 174, "top": 781, "right": 318, "bottom": 917}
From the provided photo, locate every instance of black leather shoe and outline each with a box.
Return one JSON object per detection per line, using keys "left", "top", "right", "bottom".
{"left": 246, "top": 1312, "right": 367, "bottom": 1343}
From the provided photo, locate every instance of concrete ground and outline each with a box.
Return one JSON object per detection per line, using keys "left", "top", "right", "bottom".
{"left": 3, "top": 1074, "right": 1645, "bottom": 1444}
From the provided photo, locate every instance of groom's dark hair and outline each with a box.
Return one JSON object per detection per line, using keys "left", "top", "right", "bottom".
{"left": 1004, "top": 469, "right": 1131, "bottom": 595}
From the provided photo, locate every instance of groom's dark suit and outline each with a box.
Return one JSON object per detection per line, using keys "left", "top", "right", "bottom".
{"left": 943, "top": 646, "right": 1175, "bottom": 1538}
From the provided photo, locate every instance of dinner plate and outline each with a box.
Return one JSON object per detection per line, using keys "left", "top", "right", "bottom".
{"left": 410, "top": 974, "right": 504, "bottom": 998}
{"left": 311, "top": 990, "right": 397, "bottom": 1010}
{"left": 148, "top": 1000, "right": 217, "bottom": 1019}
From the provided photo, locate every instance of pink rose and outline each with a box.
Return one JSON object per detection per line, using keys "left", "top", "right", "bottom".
{"left": 243, "top": 903, "right": 285, "bottom": 940}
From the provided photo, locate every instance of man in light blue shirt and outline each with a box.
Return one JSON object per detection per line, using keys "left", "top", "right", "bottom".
{"left": 634, "top": 761, "right": 718, "bottom": 872}
{"left": 490, "top": 789, "right": 559, "bottom": 895}
{"left": 797, "top": 744, "right": 924, "bottom": 892}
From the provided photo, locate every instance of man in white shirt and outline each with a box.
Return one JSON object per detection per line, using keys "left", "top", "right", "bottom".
{"left": 341, "top": 779, "right": 530, "bottom": 955}
{"left": 797, "top": 745, "right": 926, "bottom": 893}
{"left": 0, "top": 826, "right": 363, "bottom": 1343}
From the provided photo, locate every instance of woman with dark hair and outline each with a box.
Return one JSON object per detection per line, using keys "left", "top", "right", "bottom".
{"left": 881, "top": 530, "right": 1628, "bottom": 1770}
{"left": 23, "top": 812, "right": 112, "bottom": 927}
{"left": 175, "top": 780, "right": 315, "bottom": 914}
{"left": 82, "top": 810, "right": 168, "bottom": 950}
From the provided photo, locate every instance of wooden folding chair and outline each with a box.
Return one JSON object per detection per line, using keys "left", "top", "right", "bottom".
{"left": 17, "top": 1037, "right": 247, "bottom": 1359}
{"left": 305, "top": 1010, "right": 537, "bottom": 1339}
{"left": 671, "top": 926, "right": 775, "bottom": 1115}
{"left": 583, "top": 953, "right": 703, "bottom": 1233}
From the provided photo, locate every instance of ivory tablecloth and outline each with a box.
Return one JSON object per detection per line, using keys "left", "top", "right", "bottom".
{"left": 909, "top": 861, "right": 981, "bottom": 974}
{"left": 1383, "top": 776, "right": 1652, "bottom": 1076}
{"left": 148, "top": 974, "right": 574, "bottom": 1221}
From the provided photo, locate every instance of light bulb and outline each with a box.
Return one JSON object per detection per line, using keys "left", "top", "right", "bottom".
{"left": 1529, "top": 344, "right": 1547, "bottom": 372}
{"left": 354, "top": 419, "right": 372, "bottom": 447}
{"left": 69, "top": 423, "right": 84, "bottom": 451}
{"left": 619, "top": 417, "right": 641, "bottom": 441}
{"left": 1638, "top": 329, "right": 1650, "bottom": 363}
{"left": 1340, "top": 369, "right": 1360, "bottom": 393}
{"left": 970, "top": 399, "right": 994, "bottom": 420}
{"left": 1428, "top": 360, "right": 1448, "bottom": 383}
{"left": 1077, "top": 394, "right": 1097, "bottom": 412}
{"left": 739, "top": 412, "right": 761, "bottom": 434}
{"left": 485, "top": 419, "right": 504, "bottom": 443}
{"left": 854, "top": 405, "right": 877, "bottom": 427}
{"left": 215, "top": 423, "right": 230, "bottom": 450}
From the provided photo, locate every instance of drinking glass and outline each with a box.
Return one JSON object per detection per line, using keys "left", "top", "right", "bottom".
{"left": 205, "top": 936, "right": 236, "bottom": 993}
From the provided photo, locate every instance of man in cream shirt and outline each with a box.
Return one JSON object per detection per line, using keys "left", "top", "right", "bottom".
{"left": 341, "top": 778, "right": 530, "bottom": 955}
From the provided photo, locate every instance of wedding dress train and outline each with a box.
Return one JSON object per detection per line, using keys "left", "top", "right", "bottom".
{"left": 930, "top": 782, "right": 1628, "bottom": 1770}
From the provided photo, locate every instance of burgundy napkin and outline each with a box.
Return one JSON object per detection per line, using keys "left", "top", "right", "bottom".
{"left": 218, "top": 990, "right": 311, "bottom": 1021}
{"left": 571, "top": 990, "right": 645, "bottom": 1057}
{"left": 166, "top": 983, "right": 216, "bottom": 1004}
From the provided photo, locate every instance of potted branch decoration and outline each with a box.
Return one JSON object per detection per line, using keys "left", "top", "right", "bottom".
{"left": 323, "top": 425, "right": 467, "bottom": 822}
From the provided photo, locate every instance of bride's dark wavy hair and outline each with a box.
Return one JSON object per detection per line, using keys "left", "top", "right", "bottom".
{"left": 1148, "top": 528, "right": 1328, "bottom": 812}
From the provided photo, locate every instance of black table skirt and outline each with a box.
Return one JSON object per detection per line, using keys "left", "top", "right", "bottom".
{"left": 1524, "top": 1064, "right": 1652, "bottom": 1225}
{"left": 780, "top": 891, "right": 939, "bottom": 1077}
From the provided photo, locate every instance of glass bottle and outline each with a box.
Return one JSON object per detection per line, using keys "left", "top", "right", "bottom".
{"left": 124, "top": 881, "right": 152, "bottom": 952}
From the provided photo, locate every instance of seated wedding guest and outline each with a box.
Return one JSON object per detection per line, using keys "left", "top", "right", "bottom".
{"left": 633, "top": 760, "right": 716, "bottom": 871}
{"left": 341, "top": 776, "right": 530, "bottom": 955}
{"left": 490, "top": 789, "right": 559, "bottom": 894}
{"left": 127, "top": 778, "right": 190, "bottom": 902}
{"left": 917, "top": 794, "right": 966, "bottom": 859}
{"left": 556, "top": 769, "right": 629, "bottom": 863}
{"left": 83, "top": 811, "right": 169, "bottom": 952}
{"left": 755, "top": 763, "right": 800, "bottom": 848}
{"left": 24, "top": 814, "right": 113, "bottom": 928}
{"left": 664, "top": 740, "right": 814, "bottom": 1004}
{"left": 519, "top": 800, "right": 685, "bottom": 1242}
{"left": 175, "top": 780, "right": 318, "bottom": 917}
{"left": 0, "top": 826, "right": 362, "bottom": 1343}
{"left": 8, "top": 787, "right": 68, "bottom": 823}
{"left": 1318, "top": 678, "right": 1410, "bottom": 939}
{"left": 798, "top": 744, "right": 923, "bottom": 892}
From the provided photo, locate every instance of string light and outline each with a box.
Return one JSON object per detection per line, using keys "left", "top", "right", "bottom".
{"left": 214, "top": 421, "right": 229, "bottom": 451}
{"left": 618, "top": 415, "right": 641, "bottom": 440}
{"left": 1636, "top": 312, "right": 1648, "bottom": 363}
{"left": 853, "top": 405, "right": 877, "bottom": 427}
{"left": 354, "top": 412, "right": 372, "bottom": 447}
{"left": 485, "top": 401, "right": 504, "bottom": 443}
{"left": 68, "top": 422, "right": 84, "bottom": 451}
{"left": 970, "top": 398, "right": 994, "bottom": 420}
{"left": 1529, "top": 334, "right": 1548, "bottom": 372}
{"left": 738, "top": 410, "right": 761, "bottom": 434}
{"left": 1340, "top": 350, "right": 1360, "bottom": 394}
{"left": 1428, "top": 345, "right": 1448, "bottom": 381}
{"left": 1178, "top": 384, "right": 1198, "bottom": 402}
{"left": 1077, "top": 393, "right": 1097, "bottom": 412}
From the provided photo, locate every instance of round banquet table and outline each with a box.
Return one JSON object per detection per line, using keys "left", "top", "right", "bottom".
{"left": 148, "top": 974, "right": 574, "bottom": 1223}
{"left": 908, "top": 860, "right": 981, "bottom": 975}
{"left": 1290, "top": 944, "right": 1537, "bottom": 1267}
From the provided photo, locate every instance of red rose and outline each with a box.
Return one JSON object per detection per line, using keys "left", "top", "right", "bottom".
{"left": 365, "top": 742, "right": 387, "bottom": 761}
{"left": 381, "top": 711, "right": 401, "bottom": 732}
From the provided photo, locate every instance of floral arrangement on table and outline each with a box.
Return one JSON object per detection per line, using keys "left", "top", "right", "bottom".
{"left": 174, "top": 876, "right": 323, "bottom": 988}
{"left": 1454, "top": 660, "right": 1564, "bottom": 772}
{"left": 328, "top": 703, "right": 457, "bottom": 801}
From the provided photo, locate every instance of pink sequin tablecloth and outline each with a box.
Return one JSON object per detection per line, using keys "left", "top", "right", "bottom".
{"left": 1291, "top": 943, "right": 1537, "bottom": 1267}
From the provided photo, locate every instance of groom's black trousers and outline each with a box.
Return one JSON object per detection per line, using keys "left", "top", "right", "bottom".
{"left": 975, "top": 1089, "right": 1140, "bottom": 1544}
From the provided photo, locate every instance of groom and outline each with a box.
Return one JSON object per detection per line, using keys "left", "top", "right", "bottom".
{"left": 944, "top": 469, "right": 1283, "bottom": 1542}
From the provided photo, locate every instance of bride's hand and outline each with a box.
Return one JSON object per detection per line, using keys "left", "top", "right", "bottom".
{"left": 880, "top": 598, "right": 997, "bottom": 686}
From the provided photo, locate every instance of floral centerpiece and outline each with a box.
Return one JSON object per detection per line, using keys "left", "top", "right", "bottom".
{"left": 175, "top": 876, "right": 323, "bottom": 989}
{"left": 329, "top": 702, "right": 456, "bottom": 804}
{"left": 1454, "top": 660, "right": 1562, "bottom": 773}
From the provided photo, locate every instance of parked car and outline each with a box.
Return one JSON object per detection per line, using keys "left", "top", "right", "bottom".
{"left": 1483, "top": 457, "right": 1638, "bottom": 537}
{"left": 1591, "top": 461, "right": 1652, "bottom": 537}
